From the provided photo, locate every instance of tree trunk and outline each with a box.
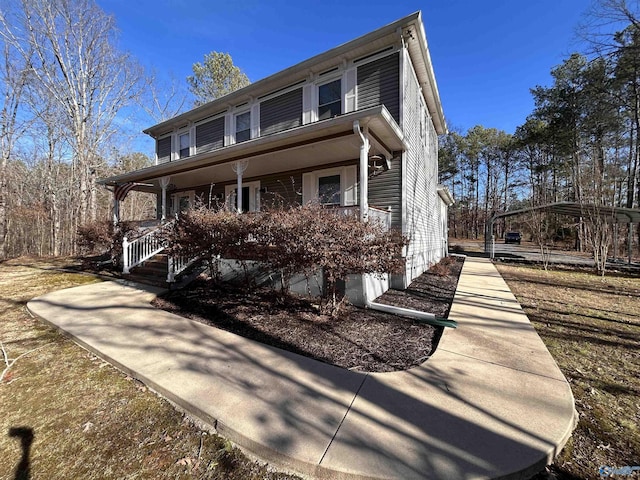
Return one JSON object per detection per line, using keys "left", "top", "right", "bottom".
{"left": 0, "top": 160, "right": 7, "bottom": 259}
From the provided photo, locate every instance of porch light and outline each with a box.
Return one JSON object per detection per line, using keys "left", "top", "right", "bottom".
{"left": 368, "top": 154, "right": 390, "bottom": 176}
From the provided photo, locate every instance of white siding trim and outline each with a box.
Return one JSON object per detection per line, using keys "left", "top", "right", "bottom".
{"left": 302, "top": 84, "right": 313, "bottom": 125}
{"left": 344, "top": 67, "right": 357, "bottom": 114}
{"left": 224, "top": 113, "right": 233, "bottom": 147}
{"left": 251, "top": 103, "right": 260, "bottom": 139}
{"left": 302, "top": 172, "right": 314, "bottom": 204}
{"left": 343, "top": 165, "right": 358, "bottom": 206}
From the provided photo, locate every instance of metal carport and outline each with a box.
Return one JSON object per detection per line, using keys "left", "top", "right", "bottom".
{"left": 484, "top": 201, "right": 640, "bottom": 263}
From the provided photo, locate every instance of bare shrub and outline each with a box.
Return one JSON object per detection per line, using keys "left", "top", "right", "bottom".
{"left": 77, "top": 220, "right": 136, "bottom": 266}
{"left": 165, "top": 203, "right": 408, "bottom": 315}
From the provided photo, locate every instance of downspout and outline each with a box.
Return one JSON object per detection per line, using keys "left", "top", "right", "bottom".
{"left": 353, "top": 120, "right": 369, "bottom": 221}
{"left": 352, "top": 121, "right": 456, "bottom": 329}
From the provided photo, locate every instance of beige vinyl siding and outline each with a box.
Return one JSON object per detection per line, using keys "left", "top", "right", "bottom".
{"left": 196, "top": 117, "right": 225, "bottom": 155}
{"left": 357, "top": 52, "right": 400, "bottom": 123}
{"left": 157, "top": 137, "right": 171, "bottom": 164}
{"left": 260, "top": 88, "right": 303, "bottom": 136}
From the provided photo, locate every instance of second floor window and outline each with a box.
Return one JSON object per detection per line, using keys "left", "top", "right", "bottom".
{"left": 235, "top": 111, "right": 251, "bottom": 143}
{"left": 179, "top": 132, "right": 190, "bottom": 158}
{"left": 318, "top": 79, "right": 341, "bottom": 120}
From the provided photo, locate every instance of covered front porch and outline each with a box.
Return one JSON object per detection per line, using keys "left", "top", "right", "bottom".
{"left": 99, "top": 106, "right": 407, "bottom": 286}
{"left": 103, "top": 106, "right": 405, "bottom": 221}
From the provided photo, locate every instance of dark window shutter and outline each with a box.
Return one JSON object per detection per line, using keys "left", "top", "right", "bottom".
{"left": 260, "top": 88, "right": 303, "bottom": 136}
{"left": 196, "top": 117, "right": 225, "bottom": 154}
{"left": 157, "top": 136, "right": 171, "bottom": 163}
{"left": 357, "top": 52, "right": 400, "bottom": 123}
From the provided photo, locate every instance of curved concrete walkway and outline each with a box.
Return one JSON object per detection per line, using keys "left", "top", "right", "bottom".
{"left": 27, "top": 257, "right": 577, "bottom": 479}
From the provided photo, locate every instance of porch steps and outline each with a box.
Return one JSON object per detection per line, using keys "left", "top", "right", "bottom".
{"left": 125, "top": 254, "right": 170, "bottom": 288}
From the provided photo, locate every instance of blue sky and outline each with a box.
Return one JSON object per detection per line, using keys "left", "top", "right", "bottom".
{"left": 98, "top": 0, "right": 592, "bottom": 141}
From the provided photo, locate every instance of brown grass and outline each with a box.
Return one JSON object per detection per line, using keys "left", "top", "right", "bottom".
{"left": 496, "top": 263, "right": 640, "bottom": 480}
{"left": 0, "top": 257, "right": 301, "bottom": 480}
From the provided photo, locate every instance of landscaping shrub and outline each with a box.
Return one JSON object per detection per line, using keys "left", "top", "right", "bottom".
{"left": 165, "top": 203, "right": 408, "bottom": 314}
{"left": 77, "top": 220, "right": 136, "bottom": 267}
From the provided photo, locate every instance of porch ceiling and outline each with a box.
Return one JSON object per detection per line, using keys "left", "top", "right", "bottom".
{"left": 100, "top": 106, "right": 406, "bottom": 192}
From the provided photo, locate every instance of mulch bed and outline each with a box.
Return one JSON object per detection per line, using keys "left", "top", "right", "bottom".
{"left": 152, "top": 256, "right": 464, "bottom": 372}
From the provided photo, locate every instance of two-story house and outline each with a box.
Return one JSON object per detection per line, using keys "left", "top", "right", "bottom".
{"left": 100, "top": 11, "right": 452, "bottom": 302}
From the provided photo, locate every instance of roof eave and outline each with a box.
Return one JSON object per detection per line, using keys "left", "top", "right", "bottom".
{"left": 143, "top": 12, "right": 436, "bottom": 138}
{"left": 408, "top": 12, "right": 447, "bottom": 135}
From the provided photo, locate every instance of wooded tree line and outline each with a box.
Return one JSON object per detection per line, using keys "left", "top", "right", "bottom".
{"left": 0, "top": 0, "right": 256, "bottom": 261}
{"left": 2, "top": 0, "right": 639, "bottom": 261}
{"left": 0, "top": 0, "right": 156, "bottom": 259}
{"left": 439, "top": 0, "right": 640, "bottom": 255}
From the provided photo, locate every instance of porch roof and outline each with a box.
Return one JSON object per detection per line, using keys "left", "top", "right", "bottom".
{"left": 100, "top": 106, "right": 406, "bottom": 192}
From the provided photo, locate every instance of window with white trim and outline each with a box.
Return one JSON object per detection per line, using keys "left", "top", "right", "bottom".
{"left": 318, "top": 174, "right": 341, "bottom": 205}
{"left": 317, "top": 79, "right": 341, "bottom": 120}
{"left": 302, "top": 166, "right": 357, "bottom": 206}
{"left": 235, "top": 111, "right": 251, "bottom": 143}
{"left": 178, "top": 131, "right": 190, "bottom": 159}
{"left": 169, "top": 190, "right": 195, "bottom": 217}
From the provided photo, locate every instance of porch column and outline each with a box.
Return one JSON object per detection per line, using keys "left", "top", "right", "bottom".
{"left": 112, "top": 194, "right": 120, "bottom": 225}
{"left": 232, "top": 160, "right": 248, "bottom": 213}
{"left": 353, "top": 121, "right": 369, "bottom": 221}
{"left": 159, "top": 176, "right": 171, "bottom": 222}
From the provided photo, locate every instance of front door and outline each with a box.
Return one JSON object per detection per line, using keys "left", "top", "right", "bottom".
{"left": 225, "top": 181, "right": 260, "bottom": 212}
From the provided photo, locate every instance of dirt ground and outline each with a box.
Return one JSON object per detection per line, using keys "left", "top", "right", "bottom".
{"left": 153, "top": 256, "right": 464, "bottom": 372}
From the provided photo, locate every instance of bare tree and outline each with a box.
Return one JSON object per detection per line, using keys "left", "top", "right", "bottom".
{"left": 0, "top": 35, "right": 31, "bottom": 260}
{"left": 141, "top": 71, "right": 189, "bottom": 123}
{"left": 1, "top": 0, "right": 144, "bottom": 231}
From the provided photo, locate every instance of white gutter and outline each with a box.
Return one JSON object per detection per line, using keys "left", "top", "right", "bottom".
{"left": 352, "top": 120, "right": 456, "bottom": 329}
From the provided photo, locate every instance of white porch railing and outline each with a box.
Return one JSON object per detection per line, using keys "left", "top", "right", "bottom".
{"left": 333, "top": 206, "right": 392, "bottom": 231}
{"left": 367, "top": 206, "right": 392, "bottom": 231}
{"left": 122, "top": 221, "right": 200, "bottom": 283}
{"left": 122, "top": 225, "right": 168, "bottom": 274}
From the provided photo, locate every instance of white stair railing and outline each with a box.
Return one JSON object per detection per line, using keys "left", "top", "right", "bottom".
{"left": 167, "top": 254, "right": 200, "bottom": 283}
{"left": 122, "top": 224, "right": 169, "bottom": 274}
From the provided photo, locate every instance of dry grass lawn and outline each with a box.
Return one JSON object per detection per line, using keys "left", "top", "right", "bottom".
{"left": 0, "top": 258, "right": 300, "bottom": 480}
{"left": 496, "top": 262, "right": 640, "bottom": 479}
{"left": 3, "top": 254, "right": 638, "bottom": 480}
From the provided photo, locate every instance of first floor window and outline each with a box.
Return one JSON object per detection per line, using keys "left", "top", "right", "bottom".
{"left": 318, "top": 174, "right": 341, "bottom": 205}
{"left": 302, "top": 166, "right": 357, "bottom": 206}
{"left": 235, "top": 111, "right": 251, "bottom": 143}
{"left": 170, "top": 191, "right": 195, "bottom": 217}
